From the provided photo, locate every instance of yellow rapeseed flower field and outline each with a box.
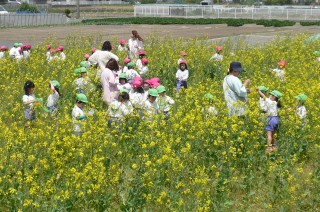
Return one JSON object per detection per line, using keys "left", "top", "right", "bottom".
{"left": 0, "top": 33, "right": 319, "bottom": 211}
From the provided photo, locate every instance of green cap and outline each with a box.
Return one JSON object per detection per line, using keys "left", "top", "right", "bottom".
{"left": 120, "top": 89, "right": 129, "bottom": 94}
{"left": 51, "top": 80, "right": 60, "bottom": 89}
{"left": 156, "top": 85, "right": 166, "bottom": 93}
{"left": 269, "top": 90, "right": 282, "bottom": 99}
{"left": 18, "top": 43, "right": 23, "bottom": 47}
{"left": 74, "top": 68, "right": 81, "bottom": 74}
{"left": 258, "top": 86, "right": 269, "bottom": 92}
{"left": 313, "top": 51, "right": 320, "bottom": 56}
{"left": 295, "top": 94, "right": 307, "bottom": 103}
{"left": 119, "top": 73, "right": 128, "bottom": 79}
{"left": 127, "top": 62, "right": 135, "bottom": 67}
{"left": 79, "top": 67, "right": 87, "bottom": 73}
{"left": 14, "top": 43, "right": 19, "bottom": 47}
{"left": 148, "top": 88, "right": 159, "bottom": 97}
{"left": 76, "top": 93, "right": 88, "bottom": 103}
{"left": 80, "top": 61, "right": 87, "bottom": 67}
{"left": 204, "top": 93, "right": 214, "bottom": 100}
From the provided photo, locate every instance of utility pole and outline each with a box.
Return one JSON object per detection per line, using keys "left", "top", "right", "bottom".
{"left": 76, "top": 0, "right": 80, "bottom": 19}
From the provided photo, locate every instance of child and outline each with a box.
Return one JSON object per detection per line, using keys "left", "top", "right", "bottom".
{"left": 80, "top": 59, "right": 91, "bottom": 69}
{"left": 46, "top": 45, "right": 51, "bottom": 61}
{"left": 257, "top": 89, "right": 282, "bottom": 154}
{"left": 156, "top": 85, "right": 175, "bottom": 120}
{"left": 139, "top": 58, "right": 149, "bottom": 76}
{"left": 23, "top": 80, "right": 42, "bottom": 121}
{"left": 209, "top": 46, "right": 223, "bottom": 62}
{"left": 9, "top": 43, "right": 21, "bottom": 59}
{"left": 136, "top": 50, "right": 146, "bottom": 71}
{"left": 73, "top": 67, "right": 91, "bottom": 94}
{"left": 258, "top": 85, "right": 269, "bottom": 113}
{"left": 117, "top": 73, "right": 132, "bottom": 92}
{"left": 56, "top": 46, "right": 66, "bottom": 60}
{"left": 203, "top": 93, "right": 218, "bottom": 118}
{"left": 125, "top": 61, "right": 140, "bottom": 84}
{"left": 0, "top": 45, "right": 8, "bottom": 59}
{"left": 72, "top": 93, "right": 89, "bottom": 136}
{"left": 176, "top": 60, "right": 189, "bottom": 92}
{"left": 107, "top": 89, "right": 133, "bottom": 127}
{"left": 118, "top": 39, "right": 128, "bottom": 52}
{"left": 130, "top": 80, "right": 145, "bottom": 109}
{"left": 270, "top": 60, "right": 286, "bottom": 82}
{"left": 143, "top": 88, "right": 160, "bottom": 121}
{"left": 313, "top": 51, "right": 320, "bottom": 62}
{"left": 46, "top": 80, "right": 61, "bottom": 118}
{"left": 178, "top": 51, "right": 187, "bottom": 65}
{"left": 143, "top": 79, "right": 151, "bottom": 100}
{"left": 292, "top": 94, "right": 307, "bottom": 126}
{"left": 119, "top": 58, "right": 131, "bottom": 76}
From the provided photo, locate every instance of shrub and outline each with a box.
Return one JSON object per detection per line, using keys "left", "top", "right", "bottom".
{"left": 18, "top": 2, "right": 39, "bottom": 13}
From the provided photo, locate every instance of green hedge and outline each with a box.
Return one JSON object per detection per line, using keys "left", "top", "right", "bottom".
{"left": 300, "top": 21, "right": 320, "bottom": 26}
{"left": 82, "top": 17, "right": 298, "bottom": 27}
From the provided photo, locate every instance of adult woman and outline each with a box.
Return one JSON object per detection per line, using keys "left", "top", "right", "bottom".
{"left": 128, "top": 30, "right": 144, "bottom": 60}
{"left": 101, "top": 58, "right": 119, "bottom": 106}
{"left": 223, "top": 62, "right": 250, "bottom": 116}
{"left": 89, "top": 41, "right": 119, "bottom": 72}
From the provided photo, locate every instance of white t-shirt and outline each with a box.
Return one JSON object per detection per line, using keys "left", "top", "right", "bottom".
{"left": 0, "top": 52, "right": 5, "bottom": 59}
{"left": 143, "top": 100, "right": 159, "bottom": 121}
{"left": 259, "top": 97, "right": 267, "bottom": 112}
{"left": 264, "top": 98, "right": 278, "bottom": 116}
{"left": 209, "top": 53, "right": 223, "bottom": 61}
{"left": 108, "top": 100, "right": 133, "bottom": 118}
{"left": 136, "top": 59, "right": 143, "bottom": 71}
{"left": 47, "top": 90, "right": 59, "bottom": 107}
{"left": 223, "top": 74, "right": 247, "bottom": 116}
{"left": 271, "top": 68, "right": 285, "bottom": 82}
{"left": 130, "top": 93, "right": 145, "bottom": 109}
{"left": 23, "top": 50, "right": 30, "bottom": 59}
{"left": 9, "top": 47, "right": 17, "bottom": 57}
{"left": 72, "top": 105, "right": 85, "bottom": 132}
{"left": 125, "top": 68, "right": 140, "bottom": 81}
{"left": 74, "top": 77, "right": 89, "bottom": 91}
{"left": 296, "top": 105, "right": 307, "bottom": 119}
{"left": 22, "top": 94, "right": 36, "bottom": 109}
{"left": 118, "top": 45, "right": 128, "bottom": 52}
{"left": 140, "top": 65, "right": 148, "bottom": 75}
{"left": 88, "top": 50, "right": 119, "bottom": 70}
{"left": 46, "top": 51, "right": 51, "bottom": 60}
{"left": 117, "top": 83, "right": 132, "bottom": 92}
{"left": 156, "top": 95, "right": 175, "bottom": 112}
{"left": 176, "top": 69, "right": 189, "bottom": 81}
{"left": 59, "top": 52, "right": 66, "bottom": 60}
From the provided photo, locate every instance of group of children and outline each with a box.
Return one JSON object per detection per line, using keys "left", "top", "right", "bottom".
{"left": 46, "top": 45, "right": 66, "bottom": 61}
{"left": 0, "top": 43, "right": 32, "bottom": 61}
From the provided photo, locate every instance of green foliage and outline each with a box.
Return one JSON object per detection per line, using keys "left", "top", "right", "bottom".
{"left": 18, "top": 2, "right": 39, "bottom": 13}
{"left": 300, "top": 21, "right": 320, "bottom": 26}
{"left": 256, "top": 19, "right": 295, "bottom": 27}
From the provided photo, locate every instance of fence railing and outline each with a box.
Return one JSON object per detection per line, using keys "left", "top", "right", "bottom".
{"left": 0, "top": 13, "right": 69, "bottom": 27}
{"left": 134, "top": 5, "right": 320, "bottom": 21}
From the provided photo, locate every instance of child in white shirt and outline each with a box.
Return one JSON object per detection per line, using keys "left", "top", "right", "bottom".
{"left": 257, "top": 85, "right": 269, "bottom": 113}
{"left": 23, "top": 80, "right": 40, "bottom": 121}
{"left": 72, "top": 93, "right": 89, "bottom": 136}
{"left": 45, "top": 44, "right": 51, "bottom": 61}
{"left": 136, "top": 50, "right": 146, "bottom": 71}
{"left": 156, "top": 85, "right": 174, "bottom": 120}
{"left": 139, "top": 58, "right": 149, "bottom": 76}
{"left": 295, "top": 94, "right": 307, "bottom": 120}
{"left": 209, "top": 45, "right": 223, "bottom": 62}
{"left": 125, "top": 62, "right": 140, "bottom": 84}
{"left": 176, "top": 60, "right": 189, "bottom": 92}
{"left": 143, "top": 89, "right": 160, "bottom": 121}
{"left": 270, "top": 60, "right": 286, "bottom": 82}
{"left": 203, "top": 93, "right": 218, "bottom": 118}
{"left": 0, "top": 45, "right": 8, "bottom": 59}
{"left": 46, "top": 80, "right": 61, "bottom": 118}
{"left": 56, "top": 46, "right": 66, "bottom": 60}
{"left": 73, "top": 67, "right": 91, "bottom": 94}
{"left": 118, "top": 39, "right": 128, "bottom": 52}
{"left": 313, "top": 51, "right": 320, "bottom": 62}
{"left": 117, "top": 73, "right": 132, "bottom": 92}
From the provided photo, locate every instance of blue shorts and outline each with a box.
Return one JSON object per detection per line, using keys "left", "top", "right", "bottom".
{"left": 265, "top": 116, "right": 279, "bottom": 132}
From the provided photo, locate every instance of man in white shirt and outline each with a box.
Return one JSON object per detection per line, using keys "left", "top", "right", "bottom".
{"left": 223, "top": 62, "right": 250, "bottom": 117}
{"left": 88, "top": 41, "right": 119, "bottom": 70}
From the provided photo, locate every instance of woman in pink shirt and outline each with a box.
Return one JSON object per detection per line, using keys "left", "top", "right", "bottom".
{"left": 101, "top": 58, "right": 119, "bottom": 106}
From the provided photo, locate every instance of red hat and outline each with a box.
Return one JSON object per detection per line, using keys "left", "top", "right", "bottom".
{"left": 0, "top": 45, "right": 8, "bottom": 51}
{"left": 180, "top": 51, "right": 187, "bottom": 56}
{"left": 179, "top": 60, "right": 187, "bottom": 65}
{"left": 84, "top": 54, "right": 90, "bottom": 59}
{"left": 134, "top": 76, "right": 143, "bottom": 82}
{"left": 142, "top": 58, "right": 148, "bottom": 65}
{"left": 277, "top": 60, "right": 286, "bottom": 67}
{"left": 57, "top": 46, "right": 64, "bottom": 51}
{"left": 120, "top": 39, "right": 126, "bottom": 45}
{"left": 124, "top": 58, "right": 131, "bottom": 64}
{"left": 91, "top": 48, "right": 97, "bottom": 53}
{"left": 150, "top": 77, "right": 160, "bottom": 83}
{"left": 150, "top": 81, "right": 160, "bottom": 88}
{"left": 139, "top": 50, "right": 146, "bottom": 55}
{"left": 144, "top": 79, "right": 151, "bottom": 85}
{"left": 132, "top": 80, "right": 142, "bottom": 88}
{"left": 215, "top": 46, "right": 223, "bottom": 51}
{"left": 45, "top": 45, "right": 51, "bottom": 50}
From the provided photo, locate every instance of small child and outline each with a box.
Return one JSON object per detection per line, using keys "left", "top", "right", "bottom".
{"left": 117, "top": 73, "right": 132, "bottom": 92}
{"left": 270, "top": 60, "right": 286, "bottom": 82}
{"left": 257, "top": 85, "right": 269, "bottom": 113}
{"left": 257, "top": 89, "right": 282, "bottom": 154}
{"left": 107, "top": 89, "right": 133, "bottom": 127}
{"left": 118, "top": 39, "right": 128, "bottom": 52}
{"left": 209, "top": 45, "right": 223, "bottom": 62}
{"left": 313, "top": 51, "right": 320, "bottom": 62}
{"left": 73, "top": 67, "right": 91, "bottom": 94}
{"left": 56, "top": 46, "right": 66, "bottom": 60}
{"left": 130, "top": 80, "right": 145, "bottom": 109}
{"left": 203, "top": 93, "right": 218, "bottom": 118}
{"left": 22, "top": 44, "right": 31, "bottom": 59}
{"left": 143, "top": 79, "right": 151, "bottom": 100}
{"left": 178, "top": 51, "right": 187, "bottom": 65}
{"left": 143, "top": 88, "right": 160, "bottom": 121}
{"left": 0, "top": 45, "right": 8, "bottom": 59}
{"left": 295, "top": 94, "right": 307, "bottom": 124}
{"left": 125, "top": 61, "right": 140, "bottom": 84}
{"left": 9, "top": 43, "right": 21, "bottom": 60}
{"left": 176, "top": 60, "right": 189, "bottom": 92}
{"left": 22, "top": 80, "right": 42, "bottom": 122}
{"left": 72, "top": 93, "right": 89, "bottom": 136}
{"left": 45, "top": 44, "right": 51, "bottom": 60}
{"left": 139, "top": 58, "right": 149, "bottom": 76}
{"left": 156, "top": 85, "right": 175, "bottom": 120}
{"left": 136, "top": 50, "right": 146, "bottom": 71}
{"left": 46, "top": 80, "right": 61, "bottom": 118}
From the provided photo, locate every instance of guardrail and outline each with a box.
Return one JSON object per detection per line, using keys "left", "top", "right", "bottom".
{"left": 134, "top": 5, "right": 320, "bottom": 21}
{"left": 0, "top": 13, "right": 69, "bottom": 27}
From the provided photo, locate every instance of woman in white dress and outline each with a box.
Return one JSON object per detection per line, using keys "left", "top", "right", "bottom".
{"left": 128, "top": 30, "right": 144, "bottom": 61}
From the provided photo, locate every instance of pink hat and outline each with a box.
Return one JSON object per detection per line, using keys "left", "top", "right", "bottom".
{"left": 144, "top": 79, "right": 151, "bottom": 85}
{"left": 277, "top": 60, "right": 286, "bottom": 67}
{"left": 45, "top": 44, "right": 51, "bottom": 50}
{"left": 179, "top": 60, "right": 187, "bottom": 65}
{"left": 91, "top": 48, "right": 97, "bottom": 53}
{"left": 180, "top": 51, "right": 187, "bottom": 56}
{"left": 139, "top": 50, "right": 146, "bottom": 55}
{"left": 57, "top": 46, "right": 64, "bottom": 51}
{"left": 150, "top": 82, "right": 160, "bottom": 88}
{"left": 132, "top": 80, "right": 142, "bottom": 88}
{"left": 142, "top": 58, "right": 148, "bottom": 65}
{"left": 215, "top": 46, "right": 223, "bottom": 51}
{"left": 0, "top": 45, "right": 8, "bottom": 51}
{"left": 120, "top": 39, "right": 126, "bottom": 45}
{"left": 26, "top": 44, "right": 32, "bottom": 49}
{"left": 124, "top": 58, "right": 131, "bottom": 64}
{"left": 134, "top": 76, "right": 143, "bottom": 82}
{"left": 150, "top": 77, "right": 160, "bottom": 83}
{"left": 84, "top": 54, "right": 90, "bottom": 59}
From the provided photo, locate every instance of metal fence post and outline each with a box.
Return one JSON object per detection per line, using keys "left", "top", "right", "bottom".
{"left": 287, "top": 9, "right": 288, "bottom": 20}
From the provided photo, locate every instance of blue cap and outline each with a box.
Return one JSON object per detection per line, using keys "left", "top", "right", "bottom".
{"left": 230, "top": 62, "right": 244, "bottom": 72}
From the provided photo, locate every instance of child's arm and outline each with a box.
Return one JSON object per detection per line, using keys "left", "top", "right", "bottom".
{"left": 256, "top": 87, "right": 266, "bottom": 99}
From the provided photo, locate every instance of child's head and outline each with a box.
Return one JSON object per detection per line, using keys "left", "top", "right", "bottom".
{"left": 313, "top": 51, "right": 320, "bottom": 57}
{"left": 80, "top": 68, "right": 87, "bottom": 77}
{"left": 76, "top": 93, "right": 88, "bottom": 108}
{"left": 50, "top": 80, "right": 61, "bottom": 96}
{"left": 127, "top": 61, "right": 135, "bottom": 69}
{"left": 277, "top": 60, "right": 286, "bottom": 69}
{"left": 295, "top": 94, "right": 307, "bottom": 106}
{"left": 24, "top": 80, "right": 35, "bottom": 95}
{"left": 258, "top": 85, "right": 269, "bottom": 95}
{"left": 45, "top": 44, "right": 51, "bottom": 51}
{"left": 215, "top": 46, "right": 223, "bottom": 53}
{"left": 80, "top": 61, "right": 87, "bottom": 68}
{"left": 91, "top": 47, "right": 97, "bottom": 54}
{"left": 84, "top": 54, "right": 90, "bottom": 60}
{"left": 124, "top": 58, "right": 131, "bottom": 65}
{"left": 269, "top": 90, "right": 282, "bottom": 107}
{"left": 138, "top": 50, "right": 146, "bottom": 58}
{"left": 119, "top": 73, "right": 128, "bottom": 84}
{"left": 142, "top": 58, "right": 148, "bottom": 66}
{"left": 179, "top": 60, "right": 187, "bottom": 70}
{"left": 144, "top": 80, "right": 151, "bottom": 91}
{"left": 119, "top": 89, "right": 130, "bottom": 102}
{"left": 56, "top": 46, "right": 64, "bottom": 52}
{"left": 0, "top": 45, "right": 8, "bottom": 52}
{"left": 204, "top": 93, "right": 214, "bottom": 104}
{"left": 148, "top": 89, "right": 158, "bottom": 103}
{"left": 180, "top": 51, "right": 187, "bottom": 57}
{"left": 156, "top": 85, "right": 166, "bottom": 97}
{"left": 120, "top": 39, "right": 126, "bottom": 46}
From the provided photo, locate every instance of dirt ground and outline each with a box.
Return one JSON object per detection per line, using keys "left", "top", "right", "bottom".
{"left": 1, "top": 23, "right": 319, "bottom": 45}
